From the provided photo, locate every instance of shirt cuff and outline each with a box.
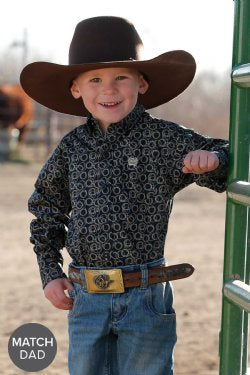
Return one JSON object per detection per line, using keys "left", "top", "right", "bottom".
{"left": 39, "top": 263, "right": 68, "bottom": 289}
{"left": 209, "top": 150, "right": 228, "bottom": 179}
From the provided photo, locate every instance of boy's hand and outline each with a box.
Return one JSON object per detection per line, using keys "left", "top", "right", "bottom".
{"left": 44, "top": 278, "right": 74, "bottom": 310}
{"left": 182, "top": 150, "right": 219, "bottom": 174}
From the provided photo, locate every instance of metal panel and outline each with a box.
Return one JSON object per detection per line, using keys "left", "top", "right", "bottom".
{"left": 219, "top": 1, "right": 250, "bottom": 374}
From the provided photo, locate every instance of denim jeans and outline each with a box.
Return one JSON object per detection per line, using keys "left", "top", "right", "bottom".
{"left": 67, "top": 258, "right": 177, "bottom": 375}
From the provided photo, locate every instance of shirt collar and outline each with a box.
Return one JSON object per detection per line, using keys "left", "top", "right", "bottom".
{"left": 86, "top": 103, "right": 145, "bottom": 140}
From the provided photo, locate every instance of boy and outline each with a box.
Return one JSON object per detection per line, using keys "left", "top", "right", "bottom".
{"left": 21, "top": 16, "right": 228, "bottom": 375}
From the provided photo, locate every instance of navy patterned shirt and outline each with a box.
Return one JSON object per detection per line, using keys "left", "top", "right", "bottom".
{"left": 28, "top": 104, "right": 228, "bottom": 289}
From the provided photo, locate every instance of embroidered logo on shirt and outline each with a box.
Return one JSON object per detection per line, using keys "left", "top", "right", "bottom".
{"left": 128, "top": 157, "right": 138, "bottom": 167}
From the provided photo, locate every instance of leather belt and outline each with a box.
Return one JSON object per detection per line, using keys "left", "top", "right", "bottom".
{"left": 68, "top": 263, "right": 194, "bottom": 293}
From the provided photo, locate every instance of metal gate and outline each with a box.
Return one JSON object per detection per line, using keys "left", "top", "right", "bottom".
{"left": 219, "top": 1, "right": 250, "bottom": 374}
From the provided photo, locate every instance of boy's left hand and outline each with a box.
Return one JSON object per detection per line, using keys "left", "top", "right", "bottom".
{"left": 182, "top": 150, "right": 219, "bottom": 174}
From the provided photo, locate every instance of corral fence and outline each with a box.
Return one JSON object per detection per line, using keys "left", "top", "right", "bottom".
{"left": 219, "top": 1, "right": 250, "bottom": 374}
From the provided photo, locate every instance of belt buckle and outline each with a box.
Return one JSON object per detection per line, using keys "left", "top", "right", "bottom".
{"left": 84, "top": 269, "right": 125, "bottom": 293}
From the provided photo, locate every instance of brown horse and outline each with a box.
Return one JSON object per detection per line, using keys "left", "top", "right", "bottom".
{"left": 0, "top": 84, "right": 33, "bottom": 142}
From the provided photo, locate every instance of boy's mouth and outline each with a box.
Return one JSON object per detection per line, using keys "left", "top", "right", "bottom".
{"left": 99, "top": 101, "right": 122, "bottom": 108}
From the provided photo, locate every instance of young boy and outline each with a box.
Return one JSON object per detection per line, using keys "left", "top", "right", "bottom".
{"left": 21, "top": 16, "right": 228, "bottom": 375}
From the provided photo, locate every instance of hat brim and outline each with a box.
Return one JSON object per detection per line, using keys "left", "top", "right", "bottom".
{"left": 20, "top": 50, "right": 196, "bottom": 116}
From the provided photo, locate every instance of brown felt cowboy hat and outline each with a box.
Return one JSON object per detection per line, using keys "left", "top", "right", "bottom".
{"left": 20, "top": 16, "right": 196, "bottom": 117}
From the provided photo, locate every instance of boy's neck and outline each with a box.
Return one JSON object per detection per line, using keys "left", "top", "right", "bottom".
{"left": 94, "top": 118, "right": 118, "bottom": 134}
{"left": 99, "top": 122, "right": 109, "bottom": 134}
{"left": 90, "top": 104, "right": 144, "bottom": 134}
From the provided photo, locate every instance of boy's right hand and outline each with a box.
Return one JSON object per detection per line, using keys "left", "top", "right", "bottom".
{"left": 43, "top": 278, "right": 74, "bottom": 310}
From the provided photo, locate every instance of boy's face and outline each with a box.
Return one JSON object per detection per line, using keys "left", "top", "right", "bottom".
{"left": 71, "top": 67, "right": 148, "bottom": 130}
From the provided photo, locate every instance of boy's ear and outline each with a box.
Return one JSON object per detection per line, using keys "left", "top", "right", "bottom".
{"left": 138, "top": 75, "right": 149, "bottom": 95}
{"left": 70, "top": 80, "right": 81, "bottom": 99}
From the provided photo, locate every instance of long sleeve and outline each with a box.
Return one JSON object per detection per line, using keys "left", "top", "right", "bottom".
{"left": 165, "top": 122, "right": 229, "bottom": 195}
{"left": 28, "top": 143, "right": 71, "bottom": 289}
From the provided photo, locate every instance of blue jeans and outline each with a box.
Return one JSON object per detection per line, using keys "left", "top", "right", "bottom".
{"left": 67, "top": 258, "right": 177, "bottom": 375}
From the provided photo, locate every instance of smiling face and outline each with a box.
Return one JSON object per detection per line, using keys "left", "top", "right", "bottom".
{"left": 70, "top": 67, "right": 149, "bottom": 131}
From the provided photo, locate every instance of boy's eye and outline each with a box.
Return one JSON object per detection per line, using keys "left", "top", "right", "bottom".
{"left": 116, "top": 76, "right": 127, "bottom": 81}
{"left": 90, "top": 78, "right": 101, "bottom": 83}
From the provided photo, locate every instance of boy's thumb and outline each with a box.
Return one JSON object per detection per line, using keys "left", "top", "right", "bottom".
{"left": 182, "top": 166, "right": 190, "bottom": 174}
{"left": 63, "top": 277, "right": 74, "bottom": 290}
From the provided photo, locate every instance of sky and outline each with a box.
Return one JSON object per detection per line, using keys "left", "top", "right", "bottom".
{"left": 1, "top": 0, "right": 234, "bottom": 75}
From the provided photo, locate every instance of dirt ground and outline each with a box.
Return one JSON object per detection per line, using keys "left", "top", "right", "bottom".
{"left": 0, "top": 162, "right": 227, "bottom": 375}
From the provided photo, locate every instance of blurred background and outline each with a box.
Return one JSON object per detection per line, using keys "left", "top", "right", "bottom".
{"left": 0, "top": 1, "right": 234, "bottom": 374}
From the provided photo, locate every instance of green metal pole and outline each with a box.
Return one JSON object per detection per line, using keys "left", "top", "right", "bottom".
{"left": 219, "top": 0, "right": 250, "bottom": 374}
{"left": 242, "top": 212, "right": 250, "bottom": 374}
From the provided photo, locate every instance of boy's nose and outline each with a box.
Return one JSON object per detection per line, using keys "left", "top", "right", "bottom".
{"left": 101, "top": 81, "right": 117, "bottom": 93}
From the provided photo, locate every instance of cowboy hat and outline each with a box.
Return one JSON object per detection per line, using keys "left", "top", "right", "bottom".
{"left": 20, "top": 16, "right": 196, "bottom": 116}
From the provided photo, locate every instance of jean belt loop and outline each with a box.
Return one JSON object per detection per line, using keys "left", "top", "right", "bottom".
{"left": 140, "top": 264, "right": 148, "bottom": 290}
{"left": 80, "top": 269, "right": 87, "bottom": 290}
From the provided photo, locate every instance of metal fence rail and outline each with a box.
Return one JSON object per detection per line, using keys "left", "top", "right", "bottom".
{"left": 224, "top": 280, "right": 250, "bottom": 313}
{"left": 219, "top": 1, "right": 250, "bottom": 374}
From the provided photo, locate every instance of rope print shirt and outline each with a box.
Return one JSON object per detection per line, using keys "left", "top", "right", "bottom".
{"left": 28, "top": 104, "right": 228, "bottom": 289}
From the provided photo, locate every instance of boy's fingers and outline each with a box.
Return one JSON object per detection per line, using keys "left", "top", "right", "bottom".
{"left": 184, "top": 151, "right": 204, "bottom": 173}
{"left": 198, "top": 152, "right": 208, "bottom": 171}
{"left": 190, "top": 152, "right": 201, "bottom": 173}
{"left": 183, "top": 153, "right": 193, "bottom": 172}
{"left": 43, "top": 278, "right": 74, "bottom": 310}
{"left": 184, "top": 152, "right": 201, "bottom": 173}
{"left": 55, "top": 289, "right": 73, "bottom": 309}
{"left": 63, "top": 277, "right": 74, "bottom": 288}
{"left": 52, "top": 295, "right": 73, "bottom": 310}
{"left": 207, "top": 154, "right": 219, "bottom": 170}
{"left": 183, "top": 151, "right": 220, "bottom": 174}
{"left": 182, "top": 165, "right": 192, "bottom": 173}
{"left": 46, "top": 289, "right": 73, "bottom": 311}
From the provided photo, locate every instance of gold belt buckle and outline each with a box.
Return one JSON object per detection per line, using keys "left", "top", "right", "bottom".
{"left": 84, "top": 269, "right": 125, "bottom": 293}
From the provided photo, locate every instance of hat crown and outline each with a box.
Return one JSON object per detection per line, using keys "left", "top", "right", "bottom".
{"left": 69, "top": 16, "right": 143, "bottom": 65}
